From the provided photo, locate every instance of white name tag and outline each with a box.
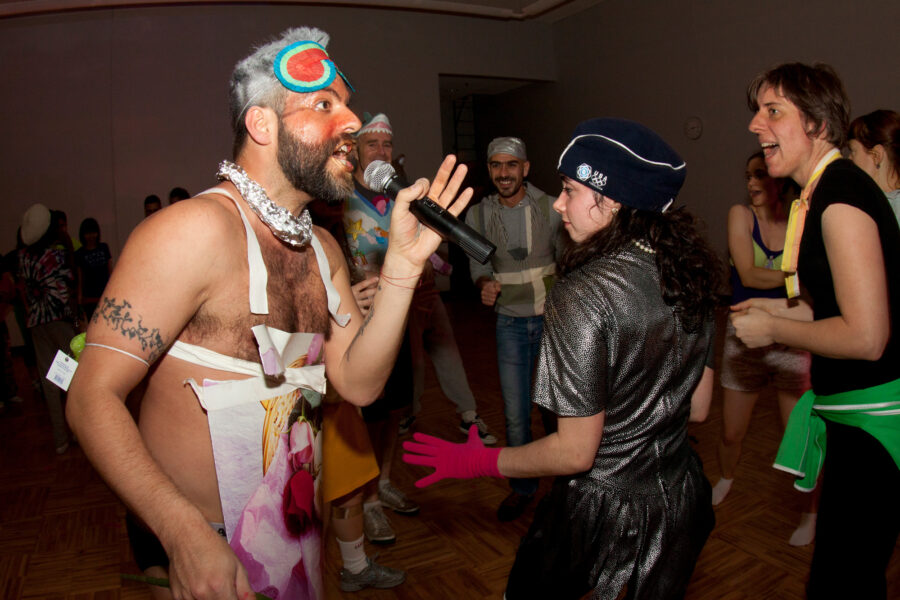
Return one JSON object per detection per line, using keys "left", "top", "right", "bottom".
{"left": 46, "top": 350, "right": 78, "bottom": 391}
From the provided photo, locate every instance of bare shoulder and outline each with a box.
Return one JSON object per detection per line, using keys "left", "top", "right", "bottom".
{"left": 120, "top": 193, "right": 248, "bottom": 280}
{"left": 135, "top": 193, "right": 243, "bottom": 249}
{"left": 728, "top": 204, "right": 753, "bottom": 234}
{"left": 89, "top": 190, "right": 247, "bottom": 363}
{"left": 727, "top": 203, "right": 752, "bottom": 226}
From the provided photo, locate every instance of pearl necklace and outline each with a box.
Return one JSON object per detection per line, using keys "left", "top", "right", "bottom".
{"left": 632, "top": 239, "right": 656, "bottom": 254}
{"left": 217, "top": 160, "right": 313, "bottom": 248}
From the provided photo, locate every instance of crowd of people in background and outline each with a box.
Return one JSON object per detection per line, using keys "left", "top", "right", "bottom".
{"left": 2, "top": 26, "right": 898, "bottom": 600}
{"left": 1, "top": 184, "right": 189, "bottom": 438}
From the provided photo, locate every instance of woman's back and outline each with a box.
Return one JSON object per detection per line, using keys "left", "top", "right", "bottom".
{"left": 535, "top": 245, "right": 714, "bottom": 491}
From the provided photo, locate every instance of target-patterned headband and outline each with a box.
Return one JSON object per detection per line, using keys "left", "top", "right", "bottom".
{"left": 274, "top": 40, "right": 353, "bottom": 93}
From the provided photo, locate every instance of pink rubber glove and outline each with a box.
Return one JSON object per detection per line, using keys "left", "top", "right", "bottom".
{"left": 402, "top": 425, "right": 503, "bottom": 488}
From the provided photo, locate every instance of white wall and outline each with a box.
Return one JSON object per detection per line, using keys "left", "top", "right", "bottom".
{"left": 0, "top": 5, "right": 556, "bottom": 256}
{"left": 2, "top": 1, "right": 897, "bottom": 259}
{"left": 496, "top": 0, "right": 900, "bottom": 253}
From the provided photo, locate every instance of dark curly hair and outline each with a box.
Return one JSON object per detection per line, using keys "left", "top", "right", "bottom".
{"left": 559, "top": 203, "right": 725, "bottom": 332}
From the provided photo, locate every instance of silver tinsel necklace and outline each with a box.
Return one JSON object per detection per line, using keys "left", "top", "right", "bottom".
{"left": 217, "top": 160, "right": 313, "bottom": 248}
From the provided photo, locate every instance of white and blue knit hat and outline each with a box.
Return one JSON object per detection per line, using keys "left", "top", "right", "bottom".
{"left": 557, "top": 118, "right": 686, "bottom": 212}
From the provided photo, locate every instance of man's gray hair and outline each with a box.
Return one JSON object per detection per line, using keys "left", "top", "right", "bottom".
{"left": 229, "top": 27, "right": 331, "bottom": 155}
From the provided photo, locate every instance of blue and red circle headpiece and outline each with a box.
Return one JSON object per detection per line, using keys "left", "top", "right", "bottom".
{"left": 274, "top": 39, "right": 354, "bottom": 93}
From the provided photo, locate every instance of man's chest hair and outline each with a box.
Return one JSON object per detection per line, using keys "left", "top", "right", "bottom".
{"left": 185, "top": 242, "right": 331, "bottom": 361}
{"left": 263, "top": 245, "right": 330, "bottom": 333}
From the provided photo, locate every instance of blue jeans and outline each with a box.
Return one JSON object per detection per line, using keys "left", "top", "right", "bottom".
{"left": 496, "top": 314, "right": 543, "bottom": 496}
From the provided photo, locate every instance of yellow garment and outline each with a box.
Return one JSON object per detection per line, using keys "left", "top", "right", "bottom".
{"left": 781, "top": 149, "right": 841, "bottom": 297}
{"left": 321, "top": 399, "right": 379, "bottom": 504}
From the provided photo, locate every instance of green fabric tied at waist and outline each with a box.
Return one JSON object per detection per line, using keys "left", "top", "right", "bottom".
{"left": 773, "top": 378, "right": 900, "bottom": 492}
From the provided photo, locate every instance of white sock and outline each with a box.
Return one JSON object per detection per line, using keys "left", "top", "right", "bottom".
{"left": 461, "top": 410, "right": 477, "bottom": 422}
{"left": 337, "top": 535, "right": 368, "bottom": 574}
{"left": 711, "top": 478, "right": 733, "bottom": 506}
{"left": 789, "top": 512, "right": 817, "bottom": 547}
{"left": 363, "top": 500, "right": 381, "bottom": 513}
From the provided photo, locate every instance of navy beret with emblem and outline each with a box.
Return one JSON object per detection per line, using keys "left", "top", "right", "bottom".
{"left": 557, "top": 118, "right": 686, "bottom": 212}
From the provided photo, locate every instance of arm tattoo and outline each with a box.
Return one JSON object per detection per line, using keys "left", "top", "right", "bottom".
{"left": 92, "top": 297, "right": 166, "bottom": 362}
{"left": 346, "top": 302, "right": 376, "bottom": 362}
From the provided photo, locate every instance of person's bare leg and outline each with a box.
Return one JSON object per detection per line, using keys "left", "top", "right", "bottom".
{"left": 332, "top": 490, "right": 368, "bottom": 572}
{"left": 713, "top": 388, "right": 759, "bottom": 505}
{"left": 332, "top": 488, "right": 405, "bottom": 590}
{"left": 777, "top": 389, "right": 819, "bottom": 546}
{"left": 775, "top": 388, "right": 801, "bottom": 429}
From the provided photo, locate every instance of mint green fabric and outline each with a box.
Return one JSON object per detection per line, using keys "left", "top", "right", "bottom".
{"left": 773, "top": 378, "right": 900, "bottom": 492}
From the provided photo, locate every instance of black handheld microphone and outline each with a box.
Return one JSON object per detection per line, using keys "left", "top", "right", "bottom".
{"left": 364, "top": 160, "right": 496, "bottom": 265}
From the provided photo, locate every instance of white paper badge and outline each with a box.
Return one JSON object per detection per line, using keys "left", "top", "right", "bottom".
{"left": 46, "top": 350, "right": 78, "bottom": 391}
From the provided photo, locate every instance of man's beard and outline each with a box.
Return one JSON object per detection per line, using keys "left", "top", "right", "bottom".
{"left": 277, "top": 121, "right": 354, "bottom": 205}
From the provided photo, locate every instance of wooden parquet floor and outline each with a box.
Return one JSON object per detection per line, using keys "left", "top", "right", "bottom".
{"left": 1, "top": 294, "right": 898, "bottom": 599}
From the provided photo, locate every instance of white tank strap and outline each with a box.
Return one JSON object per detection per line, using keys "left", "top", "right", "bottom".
{"left": 310, "top": 233, "right": 350, "bottom": 327}
{"left": 200, "top": 186, "right": 268, "bottom": 315}
{"left": 200, "top": 186, "right": 349, "bottom": 326}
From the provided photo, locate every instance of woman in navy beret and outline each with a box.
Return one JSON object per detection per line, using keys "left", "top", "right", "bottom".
{"left": 404, "top": 118, "right": 724, "bottom": 599}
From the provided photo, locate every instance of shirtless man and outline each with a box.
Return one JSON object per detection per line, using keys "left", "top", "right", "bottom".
{"left": 66, "top": 27, "right": 471, "bottom": 600}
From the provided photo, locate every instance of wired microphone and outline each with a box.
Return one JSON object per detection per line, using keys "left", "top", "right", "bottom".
{"left": 364, "top": 160, "right": 496, "bottom": 265}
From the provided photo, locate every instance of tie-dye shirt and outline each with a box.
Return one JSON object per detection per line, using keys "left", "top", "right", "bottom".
{"left": 18, "top": 246, "right": 75, "bottom": 328}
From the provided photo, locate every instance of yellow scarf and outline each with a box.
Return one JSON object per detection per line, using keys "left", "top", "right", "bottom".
{"left": 781, "top": 149, "right": 842, "bottom": 298}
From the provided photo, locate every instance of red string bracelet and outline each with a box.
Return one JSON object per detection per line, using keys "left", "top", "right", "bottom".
{"left": 380, "top": 270, "right": 423, "bottom": 289}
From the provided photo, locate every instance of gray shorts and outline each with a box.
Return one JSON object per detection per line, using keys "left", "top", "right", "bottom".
{"left": 720, "top": 321, "right": 810, "bottom": 393}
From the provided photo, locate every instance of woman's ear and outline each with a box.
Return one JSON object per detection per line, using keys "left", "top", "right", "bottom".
{"left": 870, "top": 144, "right": 886, "bottom": 169}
